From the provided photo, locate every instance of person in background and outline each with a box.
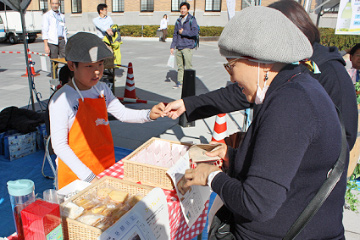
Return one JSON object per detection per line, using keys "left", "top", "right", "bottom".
{"left": 165, "top": 0, "right": 358, "bottom": 152}
{"left": 159, "top": 14, "right": 169, "bottom": 42}
{"left": 58, "top": 65, "right": 72, "bottom": 88}
{"left": 175, "top": 6, "right": 347, "bottom": 239}
{"left": 170, "top": 2, "right": 199, "bottom": 89}
{"left": 49, "top": 32, "right": 165, "bottom": 189}
{"left": 347, "top": 43, "right": 360, "bottom": 84}
{"left": 93, "top": 4, "right": 114, "bottom": 39}
{"left": 42, "top": 0, "right": 66, "bottom": 59}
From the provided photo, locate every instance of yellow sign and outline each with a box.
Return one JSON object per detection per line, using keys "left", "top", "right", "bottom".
{"left": 336, "top": 0, "right": 360, "bottom": 35}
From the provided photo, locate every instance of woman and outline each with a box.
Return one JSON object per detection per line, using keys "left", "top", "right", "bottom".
{"left": 164, "top": 0, "right": 357, "bottom": 152}
{"left": 159, "top": 14, "right": 169, "bottom": 42}
{"left": 176, "top": 6, "right": 347, "bottom": 239}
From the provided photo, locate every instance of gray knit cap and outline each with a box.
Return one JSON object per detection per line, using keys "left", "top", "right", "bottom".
{"left": 218, "top": 6, "right": 313, "bottom": 63}
{"left": 65, "top": 32, "right": 113, "bottom": 62}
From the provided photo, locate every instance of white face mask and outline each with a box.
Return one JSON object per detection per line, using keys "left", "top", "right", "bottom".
{"left": 255, "top": 63, "right": 269, "bottom": 105}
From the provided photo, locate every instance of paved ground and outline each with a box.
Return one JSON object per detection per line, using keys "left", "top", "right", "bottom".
{"left": 0, "top": 37, "right": 359, "bottom": 238}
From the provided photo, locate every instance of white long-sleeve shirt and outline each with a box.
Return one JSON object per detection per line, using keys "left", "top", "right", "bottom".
{"left": 160, "top": 18, "right": 169, "bottom": 30}
{"left": 42, "top": 9, "right": 67, "bottom": 45}
{"left": 49, "top": 82, "right": 151, "bottom": 182}
{"left": 93, "top": 15, "right": 114, "bottom": 38}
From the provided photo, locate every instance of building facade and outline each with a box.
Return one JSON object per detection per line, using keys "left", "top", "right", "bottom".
{"left": 22, "top": 0, "right": 339, "bottom": 34}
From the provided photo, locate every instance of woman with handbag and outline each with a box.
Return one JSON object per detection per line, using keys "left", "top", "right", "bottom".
{"left": 175, "top": 6, "right": 347, "bottom": 239}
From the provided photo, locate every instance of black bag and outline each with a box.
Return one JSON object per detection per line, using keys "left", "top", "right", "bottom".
{"left": 208, "top": 206, "right": 235, "bottom": 240}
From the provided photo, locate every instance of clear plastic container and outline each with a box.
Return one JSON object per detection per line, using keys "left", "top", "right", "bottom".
{"left": 7, "top": 179, "right": 35, "bottom": 240}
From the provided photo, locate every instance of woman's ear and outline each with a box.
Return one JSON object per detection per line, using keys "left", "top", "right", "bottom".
{"left": 67, "top": 61, "right": 75, "bottom": 71}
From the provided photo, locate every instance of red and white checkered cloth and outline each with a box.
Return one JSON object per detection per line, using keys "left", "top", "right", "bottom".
{"left": 98, "top": 161, "right": 208, "bottom": 240}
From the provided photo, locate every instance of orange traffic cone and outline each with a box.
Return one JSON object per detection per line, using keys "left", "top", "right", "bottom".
{"left": 22, "top": 50, "right": 40, "bottom": 77}
{"left": 123, "top": 62, "right": 136, "bottom": 99}
{"left": 211, "top": 113, "right": 228, "bottom": 143}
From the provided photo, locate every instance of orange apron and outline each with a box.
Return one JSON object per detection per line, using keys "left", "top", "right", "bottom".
{"left": 57, "top": 84, "right": 115, "bottom": 189}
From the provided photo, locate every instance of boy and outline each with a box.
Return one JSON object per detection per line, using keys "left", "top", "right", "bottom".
{"left": 348, "top": 43, "right": 360, "bottom": 84}
{"left": 49, "top": 32, "right": 165, "bottom": 189}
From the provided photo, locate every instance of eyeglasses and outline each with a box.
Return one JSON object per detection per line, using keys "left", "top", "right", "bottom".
{"left": 223, "top": 58, "right": 241, "bottom": 75}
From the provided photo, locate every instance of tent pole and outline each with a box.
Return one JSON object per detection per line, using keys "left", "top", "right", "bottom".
{"left": 20, "top": 9, "right": 35, "bottom": 111}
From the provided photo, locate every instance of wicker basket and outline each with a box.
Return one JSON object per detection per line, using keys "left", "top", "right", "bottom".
{"left": 61, "top": 176, "right": 153, "bottom": 240}
{"left": 122, "top": 137, "right": 191, "bottom": 190}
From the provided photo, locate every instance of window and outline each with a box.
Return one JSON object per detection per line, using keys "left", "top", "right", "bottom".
{"left": 60, "top": 0, "right": 65, "bottom": 14}
{"left": 241, "top": 0, "right": 257, "bottom": 9}
{"left": 205, "top": 0, "right": 221, "bottom": 12}
{"left": 113, "top": 0, "right": 125, "bottom": 12}
{"left": 322, "top": 4, "right": 339, "bottom": 13}
{"left": 72, "top": 0, "right": 82, "bottom": 13}
{"left": 140, "top": 0, "right": 154, "bottom": 12}
{"left": 39, "top": 0, "right": 48, "bottom": 12}
{"left": 171, "top": 0, "right": 182, "bottom": 12}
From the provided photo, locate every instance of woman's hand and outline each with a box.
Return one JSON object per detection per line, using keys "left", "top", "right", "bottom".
{"left": 164, "top": 99, "right": 186, "bottom": 119}
{"left": 205, "top": 142, "right": 230, "bottom": 169}
{"left": 181, "top": 163, "right": 221, "bottom": 188}
{"left": 150, "top": 102, "right": 166, "bottom": 120}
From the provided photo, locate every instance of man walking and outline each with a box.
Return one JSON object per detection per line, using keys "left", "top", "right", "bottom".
{"left": 42, "top": 0, "right": 66, "bottom": 59}
{"left": 93, "top": 4, "right": 114, "bottom": 39}
{"left": 170, "top": 2, "right": 199, "bottom": 88}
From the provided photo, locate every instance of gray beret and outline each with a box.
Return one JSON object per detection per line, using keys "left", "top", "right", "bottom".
{"left": 65, "top": 32, "right": 113, "bottom": 62}
{"left": 218, "top": 6, "right": 313, "bottom": 63}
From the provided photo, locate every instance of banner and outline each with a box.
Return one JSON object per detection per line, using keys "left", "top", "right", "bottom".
{"left": 0, "top": 0, "right": 31, "bottom": 12}
{"left": 335, "top": 0, "right": 360, "bottom": 35}
{"left": 227, "top": 0, "right": 236, "bottom": 20}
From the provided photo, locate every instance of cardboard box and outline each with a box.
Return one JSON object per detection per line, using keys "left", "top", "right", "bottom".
{"left": 21, "top": 199, "right": 63, "bottom": 240}
{"left": 3, "top": 131, "right": 37, "bottom": 161}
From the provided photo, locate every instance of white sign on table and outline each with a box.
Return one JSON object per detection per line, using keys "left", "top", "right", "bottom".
{"left": 99, "top": 188, "right": 170, "bottom": 240}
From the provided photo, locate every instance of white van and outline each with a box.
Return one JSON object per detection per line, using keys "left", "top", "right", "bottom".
{"left": 0, "top": 10, "right": 43, "bottom": 44}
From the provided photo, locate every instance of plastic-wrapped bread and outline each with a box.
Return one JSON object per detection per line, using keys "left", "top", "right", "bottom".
{"left": 61, "top": 201, "right": 84, "bottom": 219}
{"left": 109, "top": 190, "right": 129, "bottom": 203}
{"left": 77, "top": 198, "right": 99, "bottom": 210}
{"left": 128, "top": 195, "right": 143, "bottom": 207}
{"left": 97, "top": 188, "right": 113, "bottom": 199}
{"left": 77, "top": 214, "right": 104, "bottom": 226}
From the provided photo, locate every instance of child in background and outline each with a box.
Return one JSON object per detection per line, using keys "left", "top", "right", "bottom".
{"left": 49, "top": 32, "right": 165, "bottom": 189}
{"left": 348, "top": 43, "right": 360, "bottom": 84}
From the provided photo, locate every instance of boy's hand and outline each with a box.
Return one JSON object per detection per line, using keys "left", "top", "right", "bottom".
{"left": 106, "top": 29, "right": 114, "bottom": 36}
{"left": 150, "top": 102, "right": 166, "bottom": 120}
{"left": 164, "top": 99, "right": 186, "bottom": 119}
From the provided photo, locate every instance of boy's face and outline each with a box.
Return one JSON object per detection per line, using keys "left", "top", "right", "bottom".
{"left": 100, "top": 8, "right": 108, "bottom": 17}
{"left": 68, "top": 61, "right": 104, "bottom": 90}
{"left": 350, "top": 48, "right": 360, "bottom": 70}
{"left": 180, "top": 5, "right": 189, "bottom": 17}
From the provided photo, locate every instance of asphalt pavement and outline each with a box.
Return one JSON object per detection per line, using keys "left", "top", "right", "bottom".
{"left": 0, "top": 37, "right": 359, "bottom": 239}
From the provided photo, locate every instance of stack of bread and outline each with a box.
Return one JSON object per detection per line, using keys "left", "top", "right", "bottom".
{"left": 62, "top": 186, "right": 143, "bottom": 231}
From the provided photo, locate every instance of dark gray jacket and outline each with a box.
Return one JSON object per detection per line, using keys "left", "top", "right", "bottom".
{"left": 170, "top": 14, "right": 198, "bottom": 50}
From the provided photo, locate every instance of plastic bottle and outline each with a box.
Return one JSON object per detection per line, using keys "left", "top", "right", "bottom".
{"left": 7, "top": 179, "right": 36, "bottom": 240}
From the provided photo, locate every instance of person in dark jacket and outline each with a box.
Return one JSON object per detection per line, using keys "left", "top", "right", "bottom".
{"left": 164, "top": 0, "right": 358, "bottom": 151}
{"left": 170, "top": 2, "right": 199, "bottom": 88}
{"left": 174, "top": 6, "right": 347, "bottom": 239}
